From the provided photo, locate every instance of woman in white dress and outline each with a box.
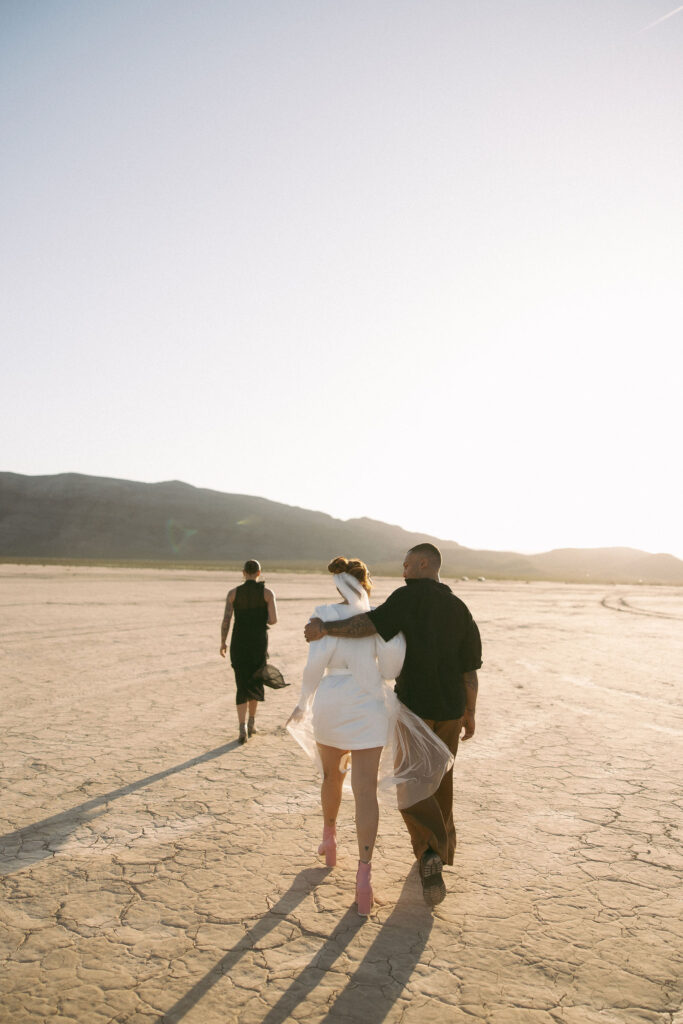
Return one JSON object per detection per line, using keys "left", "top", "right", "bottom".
{"left": 287, "top": 557, "right": 453, "bottom": 916}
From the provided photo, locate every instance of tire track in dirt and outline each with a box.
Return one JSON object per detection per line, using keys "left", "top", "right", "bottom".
{"left": 601, "top": 593, "right": 683, "bottom": 621}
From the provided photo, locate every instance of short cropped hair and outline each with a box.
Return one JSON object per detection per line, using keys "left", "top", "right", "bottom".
{"left": 408, "top": 542, "right": 442, "bottom": 568}
{"left": 243, "top": 559, "right": 261, "bottom": 575}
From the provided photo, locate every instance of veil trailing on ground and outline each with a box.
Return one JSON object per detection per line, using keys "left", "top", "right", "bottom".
{"left": 287, "top": 572, "right": 454, "bottom": 809}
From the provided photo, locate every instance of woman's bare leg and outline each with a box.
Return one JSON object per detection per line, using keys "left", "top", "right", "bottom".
{"left": 237, "top": 701, "right": 259, "bottom": 724}
{"left": 350, "top": 747, "right": 383, "bottom": 862}
{"left": 317, "top": 743, "right": 348, "bottom": 828}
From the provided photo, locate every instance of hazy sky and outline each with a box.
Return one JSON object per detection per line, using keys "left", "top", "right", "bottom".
{"left": 1, "top": 1, "right": 681, "bottom": 557}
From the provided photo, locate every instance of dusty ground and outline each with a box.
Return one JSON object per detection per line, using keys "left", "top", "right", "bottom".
{"left": 1, "top": 565, "right": 682, "bottom": 1024}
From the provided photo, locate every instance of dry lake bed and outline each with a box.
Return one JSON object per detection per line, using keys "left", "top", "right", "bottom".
{"left": 1, "top": 565, "right": 682, "bottom": 1024}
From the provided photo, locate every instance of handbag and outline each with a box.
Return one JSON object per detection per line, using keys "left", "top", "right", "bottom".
{"left": 252, "top": 662, "right": 289, "bottom": 689}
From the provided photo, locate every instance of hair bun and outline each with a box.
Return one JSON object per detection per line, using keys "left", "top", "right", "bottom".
{"left": 327, "top": 555, "right": 372, "bottom": 595}
{"left": 327, "top": 556, "right": 349, "bottom": 575}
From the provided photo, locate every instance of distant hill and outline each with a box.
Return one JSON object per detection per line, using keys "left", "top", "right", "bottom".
{"left": 1, "top": 472, "right": 681, "bottom": 584}
{"left": 526, "top": 547, "right": 683, "bottom": 585}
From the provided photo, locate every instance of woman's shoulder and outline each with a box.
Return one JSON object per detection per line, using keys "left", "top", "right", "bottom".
{"left": 375, "top": 630, "right": 406, "bottom": 656}
{"left": 312, "top": 603, "right": 343, "bottom": 622}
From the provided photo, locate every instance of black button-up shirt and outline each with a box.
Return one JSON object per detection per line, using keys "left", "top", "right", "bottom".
{"left": 367, "top": 578, "right": 482, "bottom": 720}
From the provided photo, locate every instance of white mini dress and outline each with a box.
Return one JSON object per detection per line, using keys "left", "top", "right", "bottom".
{"left": 297, "top": 601, "right": 406, "bottom": 752}
{"left": 312, "top": 652, "right": 389, "bottom": 750}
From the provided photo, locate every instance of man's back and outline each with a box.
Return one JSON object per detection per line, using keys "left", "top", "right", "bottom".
{"left": 368, "top": 578, "right": 482, "bottom": 720}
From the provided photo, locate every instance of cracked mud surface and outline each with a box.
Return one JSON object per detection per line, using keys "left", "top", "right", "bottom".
{"left": 1, "top": 566, "right": 682, "bottom": 1023}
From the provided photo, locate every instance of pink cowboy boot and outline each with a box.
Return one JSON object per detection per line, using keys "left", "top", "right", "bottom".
{"left": 355, "top": 860, "right": 373, "bottom": 916}
{"left": 318, "top": 824, "right": 337, "bottom": 867}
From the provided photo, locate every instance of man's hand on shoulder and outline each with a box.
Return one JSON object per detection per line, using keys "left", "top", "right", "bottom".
{"left": 304, "top": 617, "right": 325, "bottom": 643}
{"left": 461, "top": 709, "right": 475, "bottom": 741}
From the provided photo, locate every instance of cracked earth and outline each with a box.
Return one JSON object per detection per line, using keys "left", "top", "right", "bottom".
{"left": 1, "top": 565, "right": 682, "bottom": 1024}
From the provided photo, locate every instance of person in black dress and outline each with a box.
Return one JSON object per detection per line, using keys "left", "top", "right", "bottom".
{"left": 220, "top": 559, "right": 278, "bottom": 743}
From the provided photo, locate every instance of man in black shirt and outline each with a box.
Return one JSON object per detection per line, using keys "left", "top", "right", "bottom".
{"left": 304, "top": 542, "right": 482, "bottom": 906}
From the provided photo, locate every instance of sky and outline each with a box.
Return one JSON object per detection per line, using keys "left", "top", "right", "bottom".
{"left": 1, "top": 0, "right": 681, "bottom": 557}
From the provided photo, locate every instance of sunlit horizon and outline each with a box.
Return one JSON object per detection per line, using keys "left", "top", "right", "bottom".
{"left": 4, "top": 463, "right": 679, "bottom": 562}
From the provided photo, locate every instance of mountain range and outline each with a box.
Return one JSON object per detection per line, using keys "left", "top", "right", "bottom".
{"left": 1, "top": 472, "right": 681, "bottom": 584}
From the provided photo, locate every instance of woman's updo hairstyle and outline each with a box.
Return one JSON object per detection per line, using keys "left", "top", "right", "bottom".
{"left": 327, "top": 555, "right": 372, "bottom": 595}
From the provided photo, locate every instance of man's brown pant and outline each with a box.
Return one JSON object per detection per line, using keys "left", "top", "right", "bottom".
{"left": 400, "top": 717, "right": 463, "bottom": 866}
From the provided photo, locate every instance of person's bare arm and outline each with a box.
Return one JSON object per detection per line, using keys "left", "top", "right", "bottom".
{"left": 304, "top": 614, "right": 377, "bottom": 642}
{"left": 461, "top": 670, "right": 478, "bottom": 740}
{"left": 220, "top": 589, "right": 236, "bottom": 656}
{"left": 265, "top": 588, "right": 277, "bottom": 625}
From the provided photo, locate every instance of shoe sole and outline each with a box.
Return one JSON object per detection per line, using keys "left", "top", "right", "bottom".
{"left": 421, "top": 854, "right": 446, "bottom": 906}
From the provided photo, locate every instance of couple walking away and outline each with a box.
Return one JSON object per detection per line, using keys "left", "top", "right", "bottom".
{"left": 287, "top": 543, "right": 482, "bottom": 915}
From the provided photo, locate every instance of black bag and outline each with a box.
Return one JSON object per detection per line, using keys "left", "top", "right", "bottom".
{"left": 252, "top": 663, "right": 289, "bottom": 689}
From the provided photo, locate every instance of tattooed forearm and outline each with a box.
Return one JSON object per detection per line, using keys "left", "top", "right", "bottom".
{"left": 464, "top": 671, "right": 478, "bottom": 711}
{"left": 323, "top": 613, "right": 377, "bottom": 638}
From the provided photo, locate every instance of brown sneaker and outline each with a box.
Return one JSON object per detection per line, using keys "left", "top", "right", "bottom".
{"left": 419, "top": 850, "right": 446, "bottom": 906}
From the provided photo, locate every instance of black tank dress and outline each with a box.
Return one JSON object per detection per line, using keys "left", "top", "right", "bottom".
{"left": 230, "top": 580, "right": 269, "bottom": 703}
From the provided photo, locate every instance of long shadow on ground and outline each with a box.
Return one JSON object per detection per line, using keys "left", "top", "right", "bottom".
{"left": 0, "top": 741, "right": 239, "bottom": 872}
{"left": 160, "top": 864, "right": 434, "bottom": 1024}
